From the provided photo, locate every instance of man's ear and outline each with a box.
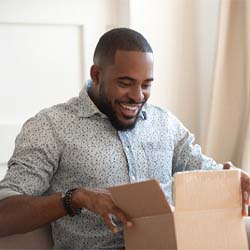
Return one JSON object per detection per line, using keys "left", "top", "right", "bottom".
{"left": 90, "top": 65, "right": 100, "bottom": 85}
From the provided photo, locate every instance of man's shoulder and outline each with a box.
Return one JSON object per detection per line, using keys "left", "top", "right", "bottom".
{"left": 144, "top": 103, "right": 185, "bottom": 128}
{"left": 23, "top": 96, "right": 81, "bottom": 129}
{"left": 39, "top": 96, "right": 80, "bottom": 117}
{"left": 143, "top": 103, "right": 189, "bottom": 139}
{"left": 144, "top": 103, "right": 174, "bottom": 119}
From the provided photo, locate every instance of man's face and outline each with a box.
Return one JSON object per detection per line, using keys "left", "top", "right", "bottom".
{"left": 92, "top": 50, "right": 154, "bottom": 131}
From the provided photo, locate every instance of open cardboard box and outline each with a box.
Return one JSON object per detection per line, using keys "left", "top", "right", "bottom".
{"left": 109, "top": 170, "right": 249, "bottom": 249}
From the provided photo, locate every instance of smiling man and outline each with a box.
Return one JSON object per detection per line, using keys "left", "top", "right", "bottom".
{"left": 89, "top": 32, "right": 154, "bottom": 131}
{"left": 0, "top": 28, "right": 249, "bottom": 250}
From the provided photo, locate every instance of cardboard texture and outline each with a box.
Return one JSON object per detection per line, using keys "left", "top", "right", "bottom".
{"left": 109, "top": 170, "right": 249, "bottom": 250}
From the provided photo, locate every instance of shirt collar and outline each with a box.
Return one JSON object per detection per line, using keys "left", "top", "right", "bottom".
{"left": 78, "top": 80, "right": 147, "bottom": 120}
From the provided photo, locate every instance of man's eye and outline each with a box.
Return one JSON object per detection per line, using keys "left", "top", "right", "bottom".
{"left": 118, "top": 82, "right": 131, "bottom": 87}
{"left": 142, "top": 84, "right": 152, "bottom": 89}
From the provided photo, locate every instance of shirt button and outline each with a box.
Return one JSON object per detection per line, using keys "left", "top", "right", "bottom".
{"left": 125, "top": 146, "right": 130, "bottom": 152}
{"left": 131, "top": 175, "right": 136, "bottom": 181}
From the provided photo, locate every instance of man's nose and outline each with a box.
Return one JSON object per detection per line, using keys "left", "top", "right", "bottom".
{"left": 128, "top": 86, "right": 144, "bottom": 103}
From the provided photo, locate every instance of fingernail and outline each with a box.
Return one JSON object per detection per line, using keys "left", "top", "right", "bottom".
{"left": 244, "top": 205, "right": 248, "bottom": 216}
{"left": 244, "top": 192, "right": 248, "bottom": 201}
{"left": 126, "top": 221, "right": 133, "bottom": 228}
{"left": 242, "top": 208, "right": 247, "bottom": 216}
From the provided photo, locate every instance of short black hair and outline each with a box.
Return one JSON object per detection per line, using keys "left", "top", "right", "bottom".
{"left": 93, "top": 28, "right": 153, "bottom": 66}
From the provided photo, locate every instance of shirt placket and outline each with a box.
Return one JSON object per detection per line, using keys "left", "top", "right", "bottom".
{"left": 118, "top": 131, "right": 137, "bottom": 183}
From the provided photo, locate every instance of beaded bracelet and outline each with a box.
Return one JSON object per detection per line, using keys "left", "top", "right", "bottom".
{"left": 62, "top": 188, "right": 82, "bottom": 217}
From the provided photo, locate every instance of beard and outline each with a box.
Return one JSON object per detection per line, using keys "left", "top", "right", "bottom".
{"left": 97, "top": 84, "right": 144, "bottom": 131}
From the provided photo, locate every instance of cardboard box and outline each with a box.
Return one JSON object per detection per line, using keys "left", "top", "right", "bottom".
{"left": 109, "top": 170, "right": 248, "bottom": 249}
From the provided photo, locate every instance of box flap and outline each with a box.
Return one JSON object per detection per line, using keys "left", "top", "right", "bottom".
{"left": 109, "top": 179, "right": 172, "bottom": 218}
{"left": 174, "top": 170, "right": 241, "bottom": 211}
{"left": 174, "top": 208, "right": 248, "bottom": 249}
{"left": 125, "top": 214, "right": 177, "bottom": 250}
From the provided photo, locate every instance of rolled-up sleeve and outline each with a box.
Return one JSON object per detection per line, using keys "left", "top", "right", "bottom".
{"left": 0, "top": 112, "right": 62, "bottom": 199}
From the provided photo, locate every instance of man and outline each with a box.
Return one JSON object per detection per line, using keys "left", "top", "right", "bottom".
{"left": 0, "top": 28, "right": 249, "bottom": 250}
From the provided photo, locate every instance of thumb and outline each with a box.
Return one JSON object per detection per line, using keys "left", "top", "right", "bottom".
{"left": 223, "top": 161, "right": 234, "bottom": 170}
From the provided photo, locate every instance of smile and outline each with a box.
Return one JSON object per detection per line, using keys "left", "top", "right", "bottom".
{"left": 120, "top": 104, "right": 140, "bottom": 111}
{"left": 118, "top": 103, "right": 142, "bottom": 117}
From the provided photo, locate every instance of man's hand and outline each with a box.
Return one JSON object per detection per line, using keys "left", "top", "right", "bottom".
{"left": 72, "top": 188, "right": 133, "bottom": 233}
{"left": 223, "top": 162, "right": 250, "bottom": 216}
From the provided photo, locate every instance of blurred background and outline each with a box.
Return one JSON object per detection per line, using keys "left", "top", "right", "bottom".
{"left": 0, "top": 0, "right": 249, "bottom": 179}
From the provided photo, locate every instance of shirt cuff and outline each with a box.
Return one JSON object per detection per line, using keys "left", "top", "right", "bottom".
{"left": 0, "top": 188, "right": 22, "bottom": 200}
{"left": 217, "top": 163, "right": 224, "bottom": 170}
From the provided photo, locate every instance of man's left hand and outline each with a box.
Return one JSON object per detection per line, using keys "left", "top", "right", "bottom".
{"left": 223, "top": 162, "right": 250, "bottom": 216}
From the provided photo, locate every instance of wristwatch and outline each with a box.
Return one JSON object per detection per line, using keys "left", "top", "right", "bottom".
{"left": 62, "top": 188, "right": 82, "bottom": 217}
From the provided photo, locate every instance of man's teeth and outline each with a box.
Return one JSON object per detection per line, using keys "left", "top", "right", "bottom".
{"left": 120, "top": 104, "right": 138, "bottom": 111}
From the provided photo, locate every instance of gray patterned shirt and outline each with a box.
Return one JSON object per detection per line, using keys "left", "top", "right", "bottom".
{"left": 0, "top": 82, "right": 221, "bottom": 249}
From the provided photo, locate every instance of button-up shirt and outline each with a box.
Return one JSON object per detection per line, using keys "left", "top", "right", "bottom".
{"left": 0, "top": 82, "right": 221, "bottom": 250}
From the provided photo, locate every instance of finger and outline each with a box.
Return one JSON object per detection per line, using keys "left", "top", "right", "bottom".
{"left": 242, "top": 205, "right": 248, "bottom": 216}
{"left": 112, "top": 207, "right": 133, "bottom": 228}
{"left": 243, "top": 191, "right": 248, "bottom": 205}
{"left": 241, "top": 176, "right": 250, "bottom": 213}
{"left": 241, "top": 175, "right": 250, "bottom": 193}
{"left": 242, "top": 192, "right": 249, "bottom": 216}
{"left": 223, "top": 161, "right": 234, "bottom": 170}
{"left": 103, "top": 213, "right": 119, "bottom": 234}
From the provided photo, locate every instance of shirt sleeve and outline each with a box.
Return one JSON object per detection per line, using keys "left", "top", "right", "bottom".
{"left": 170, "top": 113, "right": 223, "bottom": 175}
{"left": 0, "top": 112, "right": 62, "bottom": 199}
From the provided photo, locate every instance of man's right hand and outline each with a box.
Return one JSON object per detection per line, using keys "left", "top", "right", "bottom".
{"left": 0, "top": 187, "right": 133, "bottom": 237}
{"left": 72, "top": 188, "right": 133, "bottom": 233}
